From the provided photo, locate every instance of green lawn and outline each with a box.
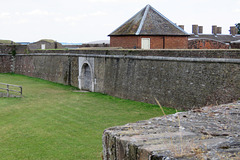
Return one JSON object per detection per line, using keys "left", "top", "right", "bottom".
{"left": 0, "top": 73, "right": 176, "bottom": 160}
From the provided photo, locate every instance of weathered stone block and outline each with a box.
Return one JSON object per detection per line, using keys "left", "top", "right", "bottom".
{"left": 102, "top": 102, "right": 240, "bottom": 159}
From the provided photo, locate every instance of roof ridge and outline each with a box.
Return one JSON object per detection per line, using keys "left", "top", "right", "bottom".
{"left": 150, "top": 6, "right": 189, "bottom": 35}
{"left": 108, "top": 7, "right": 146, "bottom": 36}
{"left": 136, "top": 5, "right": 150, "bottom": 35}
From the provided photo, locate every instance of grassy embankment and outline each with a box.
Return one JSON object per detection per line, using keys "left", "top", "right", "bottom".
{"left": 0, "top": 73, "right": 176, "bottom": 160}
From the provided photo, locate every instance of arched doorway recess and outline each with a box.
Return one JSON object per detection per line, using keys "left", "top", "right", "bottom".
{"left": 78, "top": 58, "right": 95, "bottom": 92}
{"left": 81, "top": 63, "right": 92, "bottom": 91}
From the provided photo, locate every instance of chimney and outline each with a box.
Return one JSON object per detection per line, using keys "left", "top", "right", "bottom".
{"left": 212, "top": 25, "right": 217, "bottom": 35}
{"left": 217, "top": 27, "right": 222, "bottom": 34}
{"left": 192, "top": 24, "right": 198, "bottom": 35}
{"left": 230, "top": 26, "right": 237, "bottom": 36}
{"left": 198, "top": 26, "right": 203, "bottom": 34}
{"left": 178, "top": 25, "right": 184, "bottom": 30}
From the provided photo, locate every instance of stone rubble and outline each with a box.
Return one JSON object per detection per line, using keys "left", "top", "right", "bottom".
{"left": 102, "top": 101, "right": 240, "bottom": 160}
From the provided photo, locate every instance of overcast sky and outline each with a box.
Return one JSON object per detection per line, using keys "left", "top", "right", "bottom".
{"left": 0, "top": 0, "right": 239, "bottom": 43}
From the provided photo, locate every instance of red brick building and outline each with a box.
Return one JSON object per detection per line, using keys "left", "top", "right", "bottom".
{"left": 188, "top": 25, "right": 240, "bottom": 49}
{"left": 109, "top": 5, "right": 189, "bottom": 49}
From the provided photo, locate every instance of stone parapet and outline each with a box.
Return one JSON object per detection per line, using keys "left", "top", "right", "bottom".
{"left": 102, "top": 102, "right": 240, "bottom": 159}
{"left": 29, "top": 49, "right": 240, "bottom": 59}
{"left": 0, "top": 45, "right": 29, "bottom": 55}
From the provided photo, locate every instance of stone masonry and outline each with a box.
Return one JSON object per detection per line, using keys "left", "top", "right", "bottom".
{"left": 102, "top": 101, "right": 240, "bottom": 159}
{"left": 1, "top": 49, "right": 240, "bottom": 110}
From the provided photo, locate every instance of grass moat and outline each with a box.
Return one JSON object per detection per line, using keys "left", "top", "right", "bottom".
{"left": 0, "top": 73, "right": 176, "bottom": 160}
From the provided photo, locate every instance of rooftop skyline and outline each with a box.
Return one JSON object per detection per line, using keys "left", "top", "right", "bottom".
{"left": 0, "top": 0, "right": 239, "bottom": 43}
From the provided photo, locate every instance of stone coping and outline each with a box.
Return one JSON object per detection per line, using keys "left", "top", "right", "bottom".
{"left": 1, "top": 49, "right": 240, "bottom": 59}
{"left": 102, "top": 101, "right": 240, "bottom": 159}
{"left": 6, "top": 53, "right": 240, "bottom": 64}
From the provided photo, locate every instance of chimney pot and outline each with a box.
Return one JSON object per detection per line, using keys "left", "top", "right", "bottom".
{"left": 230, "top": 26, "right": 237, "bottom": 36}
{"left": 192, "top": 24, "right": 198, "bottom": 35}
{"left": 217, "top": 27, "right": 222, "bottom": 34}
{"left": 198, "top": 26, "right": 203, "bottom": 34}
{"left": 212, "top": 25, "right": 217, "bottom": 35}
{"left": 178, "top": 25, "right": 184, "bottom": 30}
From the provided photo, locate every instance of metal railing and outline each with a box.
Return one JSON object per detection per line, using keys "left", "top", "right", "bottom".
{"left": 0, "top": 83, "right": 22, "bottom": 97}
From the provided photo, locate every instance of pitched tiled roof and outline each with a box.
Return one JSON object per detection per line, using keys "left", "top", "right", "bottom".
{"left": 109, "top": 5, "right": 188, "bottom": 36}
{"left": 189, "top": 34, "right": 240, "bottom": 43}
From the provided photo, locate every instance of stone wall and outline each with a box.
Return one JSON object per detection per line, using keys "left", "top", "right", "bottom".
{"left": 29, "top": 41, "right": 63, "bottom": 50}
{"left": 0, "top": 55, "right": 13, "bottom": 73}
{"left": 0, "top": 49, "right": 240, "bottom": 110}
{"left": 63, "top": 43, "right": 110, "bottom": 49}
{"left": 99, "top": 56, "right": 240, "bottom": 110}
{"left": 0, "top": 45, "right": 29, "bottom": 55}
{"left": 29, "top": 49, "right": 240, "bottom": 58}
{"left": 14, "top": 55, "right": 70, "bottom": 85}
{"left": 102, "top": 101, "right": 240, "bottom": 160}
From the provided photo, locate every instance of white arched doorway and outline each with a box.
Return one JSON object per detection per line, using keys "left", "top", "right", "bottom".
{"left": 78, "top": 58, "right": 95, "bottom": 92}
{"left": 81, "top": 63, "right": 92, "bottom": 91}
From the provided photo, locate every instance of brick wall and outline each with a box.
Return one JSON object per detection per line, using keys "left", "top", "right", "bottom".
{"left": 165, "top": 36, "right": 188, "bottom": 49}
{"left": 110, "top": 36, "right": 139, "bottom": 49}
{"left": 110, "top": 35, "right": 188, "bottom": 49}
{"left": 137, "top": 36, "right": 164, "bottom": 49}
{"left": 188, "top": 39, "right": 229, "bottom": 49}
{"left": 230, "top": 42, "right": 240, "bottom": 49}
